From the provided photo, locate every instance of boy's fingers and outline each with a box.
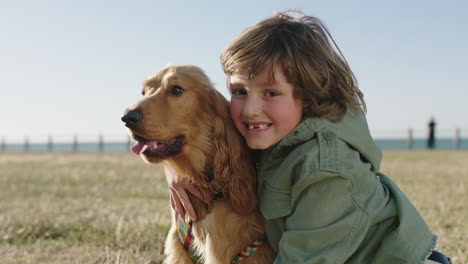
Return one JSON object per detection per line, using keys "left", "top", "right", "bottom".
{"left": 183, "top": 182, "right": 207, "bottom": 204}
{"left": 164, "top": 165, "right": 199, "bottom": 221}
{"left": 170, "top": 194, "right": 185, "bottom": 219}
{"left": 175, "top": 185, "right": 197, "bottom": 221}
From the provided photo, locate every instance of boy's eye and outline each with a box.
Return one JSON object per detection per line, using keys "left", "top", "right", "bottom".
{"left": 231, "top": 89, "right": 247, "bottom": 96}
{"left": 265, "top": 91, "right": 279, "bottom": 96}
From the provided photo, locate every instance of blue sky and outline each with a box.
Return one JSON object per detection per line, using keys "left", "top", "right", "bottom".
{"left": 1, "top": 0, "right": 467, "bottom": 142}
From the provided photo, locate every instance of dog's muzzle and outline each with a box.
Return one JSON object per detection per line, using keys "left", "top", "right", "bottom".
{"left": 121, "top": 109, "right": 143, "bottom": 129}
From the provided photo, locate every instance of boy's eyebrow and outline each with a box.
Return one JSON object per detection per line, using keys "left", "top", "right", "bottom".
{"left": 228, "top": 79, "right": 276, "bottom": 87}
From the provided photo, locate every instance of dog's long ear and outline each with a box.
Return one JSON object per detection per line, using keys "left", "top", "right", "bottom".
{"left": 210, "top": 93, "right": 257, "bottom": 215}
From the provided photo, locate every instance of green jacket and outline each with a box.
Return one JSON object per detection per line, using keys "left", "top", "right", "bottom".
{"left": 257, "top": 109, "right": 437, "bottom": 264}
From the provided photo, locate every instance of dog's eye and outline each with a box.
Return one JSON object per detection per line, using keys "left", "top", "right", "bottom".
{"left": 169, "top": 85, "right": 184, "bottom": 96}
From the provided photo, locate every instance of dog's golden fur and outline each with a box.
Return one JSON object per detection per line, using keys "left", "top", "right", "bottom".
{"left": 125, "top": 65, "right": 275, "bottom": 263}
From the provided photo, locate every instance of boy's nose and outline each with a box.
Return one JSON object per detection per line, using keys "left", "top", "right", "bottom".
{"left": 241, "top": 95, "right": 262, "bottom": 118}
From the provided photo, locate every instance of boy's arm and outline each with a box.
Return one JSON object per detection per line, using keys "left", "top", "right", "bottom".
{"left": 274, "top": 173, "right": 370, "bottom": 264}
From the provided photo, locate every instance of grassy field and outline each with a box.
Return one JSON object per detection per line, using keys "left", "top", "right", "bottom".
{"left": 0, "top": 152, "right": 467, "bottom": 263}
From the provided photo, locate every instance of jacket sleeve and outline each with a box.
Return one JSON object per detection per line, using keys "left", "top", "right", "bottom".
{"left": 274, "top": 171, "right": 370, "bottom": 264}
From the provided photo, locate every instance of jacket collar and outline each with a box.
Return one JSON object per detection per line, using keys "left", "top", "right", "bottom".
{"left": 264, "top": 108, "right": 382, "bottom": 173}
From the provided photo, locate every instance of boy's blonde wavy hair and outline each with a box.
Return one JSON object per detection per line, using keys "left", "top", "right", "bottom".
{"left": 221, "top": 11, "right": 366, "bottom": 121}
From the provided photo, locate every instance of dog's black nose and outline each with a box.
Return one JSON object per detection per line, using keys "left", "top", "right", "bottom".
{"left": 121, "top": 109, "right": 143, "bottom": 129}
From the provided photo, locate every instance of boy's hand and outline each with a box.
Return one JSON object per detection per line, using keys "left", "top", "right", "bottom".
{"left": 164, "top": 166, "right": 204, "bottom": 221}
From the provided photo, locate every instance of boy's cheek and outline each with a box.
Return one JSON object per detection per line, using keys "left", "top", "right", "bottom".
{"left": 229, "top": 104, "right": 242, "bottom": 131}
{"left": 229, "top": 101, "right": 241, "bottom": 119}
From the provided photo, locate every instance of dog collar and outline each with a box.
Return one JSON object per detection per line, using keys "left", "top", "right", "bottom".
{"left": 175, "top": 212, "right": 264, "bottom": 263}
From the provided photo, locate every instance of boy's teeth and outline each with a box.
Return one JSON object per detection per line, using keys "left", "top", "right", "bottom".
{"left": 248, "top": 124, "right": 270, "bottom": 130}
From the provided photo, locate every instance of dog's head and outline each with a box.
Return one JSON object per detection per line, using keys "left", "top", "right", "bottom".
{"left": 122, "top": 65, "right": 258, "bottom": 215}
{"left": 122, "top": 65, "right": 224, "bottom": 164}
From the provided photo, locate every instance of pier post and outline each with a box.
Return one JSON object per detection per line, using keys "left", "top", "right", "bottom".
{"left": 47, "top": 135, "right": 53, "bottom": 152}
{"left": 73, "top": 135, "right": 78, "bottom": 152}
{"left": 454, "top": 128, "right": 461, "bottom": 150}
{"left": 407, "top": 128, "right": 413, "bottom": 150}
{"left": 99, "top": 134, "right": 104, "bottom": 152}
{"left": 24, "top": 136, "right": 30, "bottom": 152}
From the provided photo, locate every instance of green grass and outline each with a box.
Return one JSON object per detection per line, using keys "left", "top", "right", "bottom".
{"left": 0, "top": 153, "right": 169, "bottom": 264}
{"left": 1, "top": 152, "right": 467, "bottom": 263}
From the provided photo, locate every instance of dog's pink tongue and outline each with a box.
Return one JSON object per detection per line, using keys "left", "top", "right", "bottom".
{"left": 130, "top": 141, "right": 157, "bottom": 155}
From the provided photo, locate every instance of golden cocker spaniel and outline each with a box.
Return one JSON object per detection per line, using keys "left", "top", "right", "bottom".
{"left": 122, "top": 65, "right": 275, "bottom": 264}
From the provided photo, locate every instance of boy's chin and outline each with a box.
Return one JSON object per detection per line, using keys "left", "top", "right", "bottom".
{"left": 245, "top": 140, "right": 274, "bottom": 150}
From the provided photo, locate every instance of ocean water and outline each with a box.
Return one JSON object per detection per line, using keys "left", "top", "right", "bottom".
{"left": 1, "top": 138, "right": 467, "bottom": 152}
{"left": 374, "top": 138, "right": 467, "bottom": 150}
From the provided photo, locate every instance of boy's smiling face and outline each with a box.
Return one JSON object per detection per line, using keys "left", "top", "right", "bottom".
{"left": 229, "top": 65, "right": 303, "bottom": 150}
